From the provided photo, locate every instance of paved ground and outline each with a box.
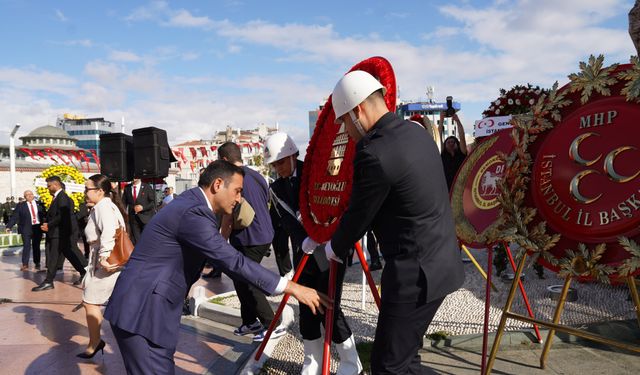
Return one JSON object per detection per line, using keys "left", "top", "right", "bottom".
{"left": 0, "top": 246, "right": 252, "bottom": 375}
{"left": 2, "top": 244, "right": 639, "bottom": 375}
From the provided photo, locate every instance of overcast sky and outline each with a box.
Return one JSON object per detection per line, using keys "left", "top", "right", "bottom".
{"left": 0, "top": 0, "right": 635, "bottom": 153}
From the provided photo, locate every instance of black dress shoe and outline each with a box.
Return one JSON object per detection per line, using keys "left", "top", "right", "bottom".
{"left": 32, "top": 282, "right": 54, "bottom": 292}
{"left": 202, "top": 269, "right": 222, "bottom": 279}
{"left": 77, "top": 340, "right": 105, "bottom": 359}
{"left": 369, "top": 260, "right": 383, "bottom": 271}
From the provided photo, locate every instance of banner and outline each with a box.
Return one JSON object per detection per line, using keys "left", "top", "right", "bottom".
{"left": 473, "top": 115, "right": 512, "bottom": 137}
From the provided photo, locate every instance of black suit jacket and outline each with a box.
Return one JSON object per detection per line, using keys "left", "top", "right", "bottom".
{"left": 46, "top": 190, "right": 78, "bottom": 239}
{"left": 123, "top": 182, "right": 156, "bottom": 224}
{"left": 331, "top": 112, "right": 465, "bottom": 304}
{"left": 7, "top": 201, "right": 46, "bottom": 235}
{"left": 270, "top": 160, "right": 328, "bottom": 273}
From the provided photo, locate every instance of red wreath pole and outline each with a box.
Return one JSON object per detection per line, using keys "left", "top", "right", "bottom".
{"left": 503, "top": 241, "right": 543, "bottom": 343}
{"left": 354, "top": 241, "right": 381, "bottom": 308}
{"left": 254, "top": 254, "right": 310, "bottom": 361}
{"left": 480, "top": 244, "right": 493, "bottom": 375}
{"left": 322, "top": 260, "right": 339, "bottom": 375}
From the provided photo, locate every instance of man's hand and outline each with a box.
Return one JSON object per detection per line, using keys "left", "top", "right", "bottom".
{"left": 41, "top": 223, "right": 48, "bottom": 232}
{"left": 324, "top": 242, "right": 343, "bottom": 264}
{"left": 285, "top": 281, "right": 331, "bottom": 315}
{"left": 134, "top": 204, "right": 143, "bottom": 213}
{"left": 301, "top": 237, "right": 320, "bottom": 254}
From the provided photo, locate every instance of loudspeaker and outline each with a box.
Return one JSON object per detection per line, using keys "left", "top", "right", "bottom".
{"left": 132, "top": 127, "right": 176, "bottom": 178}
{"left": 99, "top": 133, "right": 134, "bottom": 182}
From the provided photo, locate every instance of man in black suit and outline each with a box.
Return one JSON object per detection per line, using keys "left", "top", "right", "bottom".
{"left": 6, "top": 190, "right": 45, "bottom": 271}
{"left": 321, "top": 70, "right": 465, "bottom": 374}
{"left": 33, "top": 176, "right": 88, "bottom": 291}
{"left": 122, "top": 178, "right": 156, "bottom": 244}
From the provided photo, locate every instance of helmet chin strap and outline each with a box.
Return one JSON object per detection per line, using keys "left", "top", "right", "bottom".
{"left": 348, "top": 110, "right": 367, "bottom": 137}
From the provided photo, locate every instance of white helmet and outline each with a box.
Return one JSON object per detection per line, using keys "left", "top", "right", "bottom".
{"left": 332, "top": 70, "right": 386, "bottom": 124}
{"left": 264, "top": 132, "right": 298, "bottom": 164}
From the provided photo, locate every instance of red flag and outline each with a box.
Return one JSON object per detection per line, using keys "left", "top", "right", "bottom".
{"left": 78, "top": 150, "right": 91, "bottom": 171}
{"left": 89, "top": 149, "right": 100, "bottom": 170}
{"left": 20, "top": 148, "right": 35, "bottom": 159}
{"left": 189, "top": 147, "right": 198, "bottom": 159}
{"left": 210, "top": 145, "right": 217, "bottom": 151}
{"left": 35, "top": 150, "right": 46, "bottom": 160}
{"left": 44, "top": 149, "right": 59, "bottom": 164}
{"left": 51, "top": 149, "right": 70, "bottom": 165}
{"left": 200, "top": 146, "right": 208, "bottom": 157}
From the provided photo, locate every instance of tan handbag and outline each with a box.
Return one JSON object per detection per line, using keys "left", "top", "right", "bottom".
{"left": 232, "top": 197, "right": 255, "bottom": 230}
{"left": 107, "top": 225, "right": 134, "bottom": 266}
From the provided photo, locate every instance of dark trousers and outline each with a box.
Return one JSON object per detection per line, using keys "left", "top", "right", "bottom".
{"left": 272, "top": 227, "right": 292, "bottom": 276}
{"left": 21, "top": 225, "right": 43, "bottom": 266}
{"left": 111, "top": 324, "right": 175, "bottom": 375}
{"left": 298, "top": 258, "right": 351, "bottom": 343}
{"left": 371, "top": 297, "right": 445, "bottom": 374}
{"left": 232, "top": 243, "right": 275, "bottom": 326}
{"left": 44, "top": 236, "right": 87, "bottom": 283}
{"left": 128, "top": 215, "right": 145, "bottom": 245}
{"left": 367, "top": 230, "right": 381, "bottom": 264}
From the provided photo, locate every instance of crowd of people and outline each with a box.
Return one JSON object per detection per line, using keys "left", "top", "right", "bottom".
{"left": 4, "top": 69, "right": 470, "bottom": 374}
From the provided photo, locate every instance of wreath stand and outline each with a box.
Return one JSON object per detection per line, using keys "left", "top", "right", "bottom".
{"left": 485, "top": 252, "right": 640, "bottom": 374}
{"left": 254, "top": 241, "right": 381, "bottom": 375}
{"left": 477, "top": 241, "right": 543, "bottom": 375}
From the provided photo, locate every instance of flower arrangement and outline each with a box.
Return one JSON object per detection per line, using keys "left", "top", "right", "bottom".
{"left": 482, "top": 84, "right": 549, "bottom": 117}
{"left": 35, "top": 165, "right": 85, "bottom": 211}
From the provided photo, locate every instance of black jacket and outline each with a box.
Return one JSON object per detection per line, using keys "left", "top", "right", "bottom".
{"left": 123, "top": 182, "right": 156, "bottom": 224}
{"left": 45, "top": 190, "right": 78, "bottom": 239}
{"left": 270, "top": 160, "right": 328, "bottom": 273}
{"left": 331, "top": 112, "right": 465, "bottom": 304}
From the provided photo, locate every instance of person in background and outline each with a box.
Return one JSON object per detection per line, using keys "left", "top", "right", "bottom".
{"left": 217, "top": 142, "right": 284, "bottom": 341}
{"left": 78, "top": 174, "right": 127, "bottom": 359}
{"left": 6, "top": 190, "right": 45, "bottom": 271}
{"left": 160, "top": 187, "right": 175, "bottom": 208}
{"left": 122, "top": 178, "right": 156, "bottom": 244}
{"left": 267, "top": 132, "right": 363, "bottom": 375}
{"left": 439, "top": 112, "right": 468, "bottom": 192}
{"left": 32, "top": 176, "right": 88, "bottom": 291}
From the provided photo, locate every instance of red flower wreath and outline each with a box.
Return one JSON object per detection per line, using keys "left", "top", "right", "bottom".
{"left": 300, "top": 56, "right": 397, "bottom": 242}
{"left": 482, "top": 84, "right": 548, "bottom": 117}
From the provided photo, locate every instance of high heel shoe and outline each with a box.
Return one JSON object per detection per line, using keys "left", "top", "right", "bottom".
{"left": 76, "top": 340, "right": 105, "bottom": 359}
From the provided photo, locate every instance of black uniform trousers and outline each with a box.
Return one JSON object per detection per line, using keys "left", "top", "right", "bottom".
{"left": 232, "top": 243, "right": 276, "bottom": 326}
{"left": 44, "top": 236, "right": 87, "bottom": 283}
{"left": 21, "top": 225, "right": 43, "bottom": 266}
{"left": 371, "top": 296, "right": 445, "bottom": 374}
{"left": 112, "top": 324, "right": 175, "bottom": 375}
{"left": 297, "top": 253, "right": 352, "bottom": 343}
{"left": 272, "top": 226, "right": 292, "bottom": 276}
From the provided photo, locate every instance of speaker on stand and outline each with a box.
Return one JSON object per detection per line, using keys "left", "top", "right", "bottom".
{"left": 99, "top": 133, "right": 134, "bottom": 182}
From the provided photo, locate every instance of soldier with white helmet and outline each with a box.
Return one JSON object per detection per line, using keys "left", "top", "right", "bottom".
{"left": 305, "top": 69, "right": 465, "bottom": 374}
{"left": 265, "top": 132, "right": 363, "bottom": 375}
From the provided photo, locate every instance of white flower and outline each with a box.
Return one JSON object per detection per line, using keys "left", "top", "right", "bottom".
{"left": 495, "top": 109, "right": 501, "bottom": 114}
{"left": 508, "top": 98, "right": 514, "bottom": 105}
{"left": 495, "top": 100, "right": 501, "bottom": 105}
{"left": 529, "top": 99, "right": 535, "bottom": 105}
{"left": 515, "top": 99, "right": 521, "bottom": 105}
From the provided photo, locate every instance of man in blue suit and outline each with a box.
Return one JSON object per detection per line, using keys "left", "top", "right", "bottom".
{"left": 105, "top": 160, "right": 328, "bottom": 374}
{"left": 6, "top": 190, "right": 45, "bottom": 271}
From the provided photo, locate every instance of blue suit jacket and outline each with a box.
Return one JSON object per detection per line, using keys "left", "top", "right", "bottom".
{"left": 104, "top": 187, "right": 281, "bottom": 350}
{"left": 7, "top": 201, "right": 45, "bottom": 235}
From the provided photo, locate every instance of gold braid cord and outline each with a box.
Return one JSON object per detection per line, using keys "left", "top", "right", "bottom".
{"left": 495, "top": 54, "right": 640, "bottom": 283}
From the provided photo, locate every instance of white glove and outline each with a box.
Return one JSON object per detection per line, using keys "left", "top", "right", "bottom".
{"left": 302, "top": 237, "right": 319, "bottom": 254}
{"left": 324, "top": 241, "right": 343, "bottom": 264}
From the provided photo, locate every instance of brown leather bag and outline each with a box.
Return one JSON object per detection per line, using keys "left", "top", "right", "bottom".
{"left": 107, "top": 226, "right": 134, "bottom": 266}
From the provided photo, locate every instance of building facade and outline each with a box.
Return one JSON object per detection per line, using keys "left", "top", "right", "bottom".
{"left": 56, "top": 114, "right": 117, "bottom": 155}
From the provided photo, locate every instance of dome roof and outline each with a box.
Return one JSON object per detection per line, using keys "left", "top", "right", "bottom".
{"left": 21, "top": 125, "right": 75, "bottom": 140}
